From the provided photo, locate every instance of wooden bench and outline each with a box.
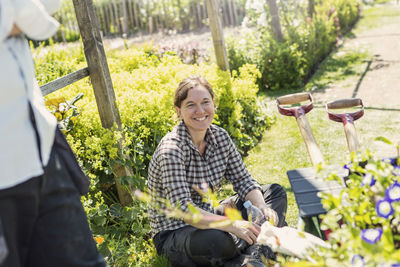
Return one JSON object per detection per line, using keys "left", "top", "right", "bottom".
{"left": 286, "top": 166, "right": 347, "bottom": 239}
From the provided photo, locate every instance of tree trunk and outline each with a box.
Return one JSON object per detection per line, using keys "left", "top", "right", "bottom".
{"left": 266, "top": 0, "right": 284, "bottom": 42}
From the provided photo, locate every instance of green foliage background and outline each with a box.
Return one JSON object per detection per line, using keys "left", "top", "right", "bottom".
{"left": 227, "top": 0, "right": 361, "bottom": 91}
{"left": 34, "top": 44, "right": 271, "bottom": 266}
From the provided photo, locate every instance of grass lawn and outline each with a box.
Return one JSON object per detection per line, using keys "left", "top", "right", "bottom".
{"left": 244, "top": 2, "right": 400, "bottom": 227}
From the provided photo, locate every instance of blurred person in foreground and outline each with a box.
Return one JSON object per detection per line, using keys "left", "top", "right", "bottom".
{"left": 148, "top": 76, "right": 288, "bottom": 267}
{"left": 0, "top": 0, "right": 106, "bottom": 266}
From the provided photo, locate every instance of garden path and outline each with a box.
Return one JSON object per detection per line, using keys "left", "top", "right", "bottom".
{"left": 310, "top": 3, "right": 400, "bottom": 109}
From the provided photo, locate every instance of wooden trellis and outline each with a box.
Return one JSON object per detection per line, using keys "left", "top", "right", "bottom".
{"left": 41, "top": 0, "right": 133, "bottom": 205}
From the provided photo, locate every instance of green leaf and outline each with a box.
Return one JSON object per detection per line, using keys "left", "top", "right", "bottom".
{"left": 225, "top": 207, "right": 243, "bottom": 221}
{"left": 375, "top": 136, "right": 393, "bottom": 145}
{"left": 110, "top": 203, "right": 123, "bottom": 218}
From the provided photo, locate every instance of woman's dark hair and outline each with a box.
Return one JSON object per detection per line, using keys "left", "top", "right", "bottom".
{"left": 174, "top": 76, "right": 214, "bottom": 107}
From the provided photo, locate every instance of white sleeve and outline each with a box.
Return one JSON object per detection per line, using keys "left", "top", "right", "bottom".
{"left": 0, "top": 0, "right": 16, "bottom": 44}
{"left": 39, "top": 0, "right": 62, "bottom": 15}
{"left": 14, "top": 0, "right": 60, "bottom": 40}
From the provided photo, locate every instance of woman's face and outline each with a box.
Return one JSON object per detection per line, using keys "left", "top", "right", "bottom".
{"left": 176, "top": 85, "right": 215, "bottom": 135}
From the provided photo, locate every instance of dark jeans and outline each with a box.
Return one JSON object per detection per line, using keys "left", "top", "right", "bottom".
{"left": 0, "top": 144, "right": 107, "bottom": 267}
{"left": 153, "top": 184, "right": 287, "bottom": 267}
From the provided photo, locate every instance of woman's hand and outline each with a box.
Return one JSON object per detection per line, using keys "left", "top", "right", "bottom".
{"left": 261, "top": 206, "right": 279, "bottom": 226}
{"left": 228, "top": 220, "right": 261, "bottom": 245}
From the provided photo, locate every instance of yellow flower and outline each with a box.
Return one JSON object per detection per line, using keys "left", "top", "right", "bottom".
{"left": 54, "top": 112, "right": 63, "bottom": 121}
{"left": 94, "top": 236, "right": 104, "bottom": 244}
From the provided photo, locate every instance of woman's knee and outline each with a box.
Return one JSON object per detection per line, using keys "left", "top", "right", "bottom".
{"left": 262, "top": 183, "right": 287, "bottom": 200}
{"left": 189, "top": 229, "right": 237, "bottom": 260}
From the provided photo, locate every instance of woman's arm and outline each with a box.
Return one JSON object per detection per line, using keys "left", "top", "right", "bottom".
{"left": 0, "top": 0, "right": 16, "bottom": 43}
{"left": 184, "top": 206, "right": 261, "bottom": 245}
{"left": 14, "top": 0, "right": 60, "bottom": 40}
{"left": 245, "top": 189, "right": 279, "bottom": 226}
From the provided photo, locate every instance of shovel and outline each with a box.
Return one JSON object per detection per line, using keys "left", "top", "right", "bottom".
{"left": 277, "top": 92, "right": 324, "bottom": 166}
{"left": 325, "top": 98, "right": 364, "bottom": 153}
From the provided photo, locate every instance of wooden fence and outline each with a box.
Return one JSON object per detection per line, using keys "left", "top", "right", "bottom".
{"left": 54, "top": 0, "right": 245, "bottom": 42}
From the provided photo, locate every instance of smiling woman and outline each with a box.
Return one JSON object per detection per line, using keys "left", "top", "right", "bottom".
{"left": 147, "top": 76, "right": 288, "bottom": 267}
{"left": 174, "top": 77, "right": 215, "bottom": 154}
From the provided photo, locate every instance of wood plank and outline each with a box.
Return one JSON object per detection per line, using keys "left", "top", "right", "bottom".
{"left": 205, "top": 0, "right": 230, "bottom": 71}
{"left": 40, "top": 67, "right": 89, "bottom": 96}
{"left": 72, "top": 0, "right": 133, "bottom": 205}
{"left": 287, "top": 167, "right": 346, "bottom": 218}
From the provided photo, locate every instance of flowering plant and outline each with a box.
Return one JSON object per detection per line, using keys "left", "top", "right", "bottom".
{"left": 301, "top": 139, "right": 400, "bottom": 266}
{"left": 45, "top": 93, "right": 83, "bottom": 133}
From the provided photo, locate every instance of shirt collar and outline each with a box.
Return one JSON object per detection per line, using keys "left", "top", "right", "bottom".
{"left": 175, "top": 121, "right": 218, "bottom": 152}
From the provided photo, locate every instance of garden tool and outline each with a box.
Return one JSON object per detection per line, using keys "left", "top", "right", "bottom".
{"left": 325, "top": 98, "right": 364, "bottom": 153}
{"left": 277, "top": 92, "right": 345, "bottom": 240}
{"left": 277, "top": 92, "right": 324, "bottom": 166}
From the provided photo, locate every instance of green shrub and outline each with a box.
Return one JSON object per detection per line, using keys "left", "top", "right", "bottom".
{"left": 35, "top": 45, "right": 272, "bottom": 266}
{"left": 227, "top": 0, "right": 360, "bottom": 91}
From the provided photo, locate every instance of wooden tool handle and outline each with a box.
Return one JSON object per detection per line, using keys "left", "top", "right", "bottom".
{"left": 296, "top": 115, "right": 324, "bottom": 166}
{"left": 277, "top": 92, "right": 311, "bottom": 105}
{"left": 326, "top": 98, "right": 362, "bottom": 109}
{"left": 343, "top": 122, "right": 359, "bottom": 153}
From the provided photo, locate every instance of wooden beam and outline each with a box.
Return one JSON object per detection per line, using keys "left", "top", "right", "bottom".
{"left": 72, "top": 0, "right": 133, "bottom": 205}
{"left": 205, "top": 0, "right": 230, "bottom": 71}
{"left": 40, "top": 67, "right": 89, "bottom": 96}
{"left": 308, "top": 0, "right": 315, "bottom": 18}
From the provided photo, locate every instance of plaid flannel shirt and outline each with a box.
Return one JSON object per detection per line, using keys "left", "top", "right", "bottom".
{"left": 148, "top": 121, "right": 261, "bottom": 237}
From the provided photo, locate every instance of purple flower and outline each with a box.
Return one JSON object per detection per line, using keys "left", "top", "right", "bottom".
{"left": 351, "top": 254, "right": 364, "bottom": 266}
{"left": 343, "top": 163, "right": 353, "bottom": 170}
{"left": 361, "top": 228, "right": 382, "bottom": 244}
{"left": 361, "top": 173, "right": 376, "bottom": 186}
{"left": 386, "top": 181, "right": 400, "bottom": 202}
{"left": 376, "top": 199, "right": 394, "bottom": 218}
{"left": 393, "top": 166, "right": 400, "bottom": 176}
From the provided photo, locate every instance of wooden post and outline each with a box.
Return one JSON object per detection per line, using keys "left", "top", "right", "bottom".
{"left": 308, "top": 0, "right": 315, "bottom": 18}
{"left": 72, "top": 0, "right": 133, "bottom": 205}
{"left": 120, "top": 0, "right": 129, "bottom": 36}
{"left": 111, "top": 0, "right": 121, "bottom": 35}
{"left": 133, "top": 0, "right": 140, "bottom": 29}
{"left": 196, "top": 0, "right": 203, "bottom": 28}
{"left": 205, "top": 0, "right": 230, "bottom": 71}
{"left": 229, "top": 0, "right": 237, "bottom": 26}
{"left": 266, "top": 0, "right": 284, "bottom": 42}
